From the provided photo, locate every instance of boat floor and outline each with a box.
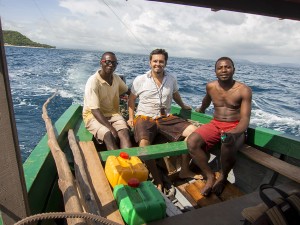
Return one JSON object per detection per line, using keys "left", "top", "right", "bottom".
{"left": 150, "top": 182, "right": 300, "bottom": 225}
{"left": 91, "top": 137, "right": 299, "bottom": 224}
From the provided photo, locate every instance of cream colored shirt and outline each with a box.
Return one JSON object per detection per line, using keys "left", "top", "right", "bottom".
{"left": 131, "top": 70, "right": 179, "bottom": 118}
{"left": 82, "top": 70, "right": 128, "bottom": 124}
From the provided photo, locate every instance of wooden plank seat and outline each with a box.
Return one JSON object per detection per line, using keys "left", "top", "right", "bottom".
{"left": 99, "top": 142, "right": 300, "bottom": 184}
{"left": 149, "top": 182, "right": 300, "bottom": 225}
{"left": 240, "top": 145, "right": 300, "bottom": 183}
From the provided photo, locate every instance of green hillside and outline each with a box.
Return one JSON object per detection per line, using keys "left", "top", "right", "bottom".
{"left": 3, "top": 30, "right": 55, "bottom": 48}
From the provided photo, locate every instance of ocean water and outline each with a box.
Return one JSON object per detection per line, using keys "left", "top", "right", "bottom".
{"left": 4, "top": 46, "right": 300, "bottom": 162}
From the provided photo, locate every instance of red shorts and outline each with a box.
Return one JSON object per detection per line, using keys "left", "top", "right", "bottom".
{"left": 194, "top": 119, "right": 239, "bottom": 151}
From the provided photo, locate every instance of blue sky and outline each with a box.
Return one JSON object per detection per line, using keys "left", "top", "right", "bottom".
{"left": 1, "top": 0, "right": 300, "bottom": 65}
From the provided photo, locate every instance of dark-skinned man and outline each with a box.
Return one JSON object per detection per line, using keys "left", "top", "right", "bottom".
{"left": 187, "top": 57, "right": 252, "bottom": 196}
{"left": 83, "top": 52, "right": 132, "bottom": 150}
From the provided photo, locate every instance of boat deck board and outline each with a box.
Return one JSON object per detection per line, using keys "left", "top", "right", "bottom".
{"left": 79, "top": 141, "right": 124, "bottom": 224}
{"left": 184, "top": 178, "right": 244, "bottom": 208}
{"left": 150, "top": 182, "right": 300, "bottom": 225}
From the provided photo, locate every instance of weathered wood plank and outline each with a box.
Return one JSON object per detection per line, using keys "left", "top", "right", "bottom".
{"left": 185, "top": 181, "right": 221, "bottom": 207}
{"left": 42, "top": 94, "right": 85, "bottom": 225}
{"left": 68, "top": 130, "right": 101, "bottom": 218}
{"left": 79, "top": 141, "right": 124, "bottom": 225}
{"left": 24, "top": 104, "right": 82, "bottom": 215}
{"left": 240, "top": 145, "right": 300, "bottom": 183}
{"left": 176, "top": 183, "right": 198, "bottom": 208}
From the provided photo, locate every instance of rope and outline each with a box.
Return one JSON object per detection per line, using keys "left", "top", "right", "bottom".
{"left": 15, "top": 212, "right": 122, "bottom": 225}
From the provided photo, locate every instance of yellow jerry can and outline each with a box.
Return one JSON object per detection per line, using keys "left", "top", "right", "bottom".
{"left": 105, "top": 152, "right": 149, "bottom": 188}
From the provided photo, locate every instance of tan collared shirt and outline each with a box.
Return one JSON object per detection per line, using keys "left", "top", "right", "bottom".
{"left": 82, "top": 70, "right": 128, "bottom": 124}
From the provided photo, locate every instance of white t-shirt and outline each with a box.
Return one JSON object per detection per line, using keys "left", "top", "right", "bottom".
{"left": 131, "top": 70, "right": 179, "bottom": 118}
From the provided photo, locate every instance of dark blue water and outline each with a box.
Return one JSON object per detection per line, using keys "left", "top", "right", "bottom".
{"left": 5, "top": 46, "right": 300, "bottom": 161}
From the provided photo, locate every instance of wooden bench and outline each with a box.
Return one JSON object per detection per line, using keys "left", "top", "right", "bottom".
{"left": 99, "top": 141, "right": 300, "bottom": 183}
{"left": 239, "top": 145, "right": 300, "bottom": 184}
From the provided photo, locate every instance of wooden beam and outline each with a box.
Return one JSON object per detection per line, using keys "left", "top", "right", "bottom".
{"left": 240, "top": 145, "right": 300, "bottom": 183}
{"left": 79, "top": 141, "right": 124, "bottom": 224}
{"left": 0, "top": 20, "right": 30, "bottom": 224}
{"left": 42, "top": 94, "right": 85, "bottom": 225}
{"left": 68, "top": 130, "right": 101, "bottom": 217}
{"left": 147, "top": 0, "right": 300, "bottom": 21}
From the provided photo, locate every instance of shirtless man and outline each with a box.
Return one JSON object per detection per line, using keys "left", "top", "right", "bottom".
{"left": 187, "top": 57, "right": 252, "bottom": 196}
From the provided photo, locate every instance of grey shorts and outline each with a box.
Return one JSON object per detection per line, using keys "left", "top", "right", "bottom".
{"left": 85, "top": 115, "right": 129, "bottom": 141}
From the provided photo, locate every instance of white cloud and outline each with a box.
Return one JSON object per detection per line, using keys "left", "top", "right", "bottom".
{"left": 59, "top": 0, "right": 105, "bottom": 16}
{"left": 1, "top": 0, "right": 300, "bottom": 65}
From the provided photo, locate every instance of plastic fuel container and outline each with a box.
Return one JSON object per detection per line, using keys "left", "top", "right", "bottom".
{"left": 105, "top": 152, "right": 148, "bottom": 188}
{"left": 113, "top": 180, "right": 166, "bottom": 225}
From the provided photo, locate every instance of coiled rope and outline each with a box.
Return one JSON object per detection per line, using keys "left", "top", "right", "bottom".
{"left": 15, "top": 212, "right": 122, "bottom": 225}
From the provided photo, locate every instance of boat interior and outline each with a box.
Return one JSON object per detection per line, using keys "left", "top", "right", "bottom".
{"left": 1, "top": 0, "right": 300, "bottom": 224}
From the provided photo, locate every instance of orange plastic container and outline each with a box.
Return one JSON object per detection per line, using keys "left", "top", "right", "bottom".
{"left": 104, "top": 152, "right": 149, "bottom": 188}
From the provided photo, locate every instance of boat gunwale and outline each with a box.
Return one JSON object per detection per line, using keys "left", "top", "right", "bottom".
{"left": 21, "top": 104, "right": 300, "bottom": 215}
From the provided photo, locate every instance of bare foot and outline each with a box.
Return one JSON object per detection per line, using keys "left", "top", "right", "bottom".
{"left": 201, "top": 174, "right": 215, "bottom": 196}
{"left": 156, "top": 183, "right": 163, "bottom": 192}
{"left": 212, "top": 174, "right": 227, "bottom": 196}
{"left": 178, "top": 170, "right": 203, "bottom": 180}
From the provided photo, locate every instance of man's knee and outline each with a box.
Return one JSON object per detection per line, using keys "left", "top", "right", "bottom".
{"left": 118, "top": 128, "right": 130, "bottom": 138}
{"left": 139, "top": 139, "right": 150, "bottom": 147}
{"left": 103, "top": 131, "right": 114, "bottom": 141}
{"left": 182, "top": 124, "right": 197, "bottom": 137}
{"left": 187, "top": 132, "right": 203, "bottom": 151}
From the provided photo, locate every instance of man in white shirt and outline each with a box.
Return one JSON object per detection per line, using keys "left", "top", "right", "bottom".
{"left": 128, "top": 49, "right": 200, "bottom": 191}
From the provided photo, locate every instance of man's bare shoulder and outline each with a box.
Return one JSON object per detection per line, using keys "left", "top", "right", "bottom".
{"left": 236, "top": 81, "right": 252, "bottom": 97}
{"left": 236, "top": 81, "right": 251, "bottom": 90}
{"left": 206, "top": 80, "right": 218, "bottom": 88}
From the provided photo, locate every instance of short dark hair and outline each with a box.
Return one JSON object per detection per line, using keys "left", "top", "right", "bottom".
{"left": 215, "top": 57, "right": 235, "bottom": 70}
{"left": 101, "top": 51, "right": 116, "bottom": 60}
{"left": 149, "top": 49, "right": 168, "bottom": 63}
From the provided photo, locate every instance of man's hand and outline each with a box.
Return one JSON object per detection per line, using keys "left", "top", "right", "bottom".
{"left": 221, "top": 132, "right": 235, "bottom": 144}
{"left": 111, "top": 128, "right": 119, "bottom": 141}
{"left": 127, "top": 118, "right": 134, "bottom": 128}
{"left": 195, "top": 106, "right": 206, "bottom": 113}
{"left": 181, "top": 104, "right": 192, "bottom": 110}
{"left": 221, "top": 132, "right": 243, "bottom": 144}
{"left": 195, "top": 107, "right": 200, "bottom": 113}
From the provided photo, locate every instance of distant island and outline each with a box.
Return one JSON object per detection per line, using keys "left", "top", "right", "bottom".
{"left": 3, "top": 30, "right": 55, "bottom": 49}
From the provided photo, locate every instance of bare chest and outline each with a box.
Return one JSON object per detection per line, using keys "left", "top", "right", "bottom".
{"left": 212, "top": 88, "right": 242, "bottom": 109}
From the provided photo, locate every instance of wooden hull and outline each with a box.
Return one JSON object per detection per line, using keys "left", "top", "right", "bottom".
{"left": 13, "top": 104, "right": 300, "bottom": 223}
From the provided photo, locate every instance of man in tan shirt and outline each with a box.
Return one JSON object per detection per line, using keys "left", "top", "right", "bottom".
{"left": 83, "top": 52, "right": 132, "bottom": 150}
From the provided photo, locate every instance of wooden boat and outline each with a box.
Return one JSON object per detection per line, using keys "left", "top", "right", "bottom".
{"left": 1, "top": 1, "right": 300, "bottom": 225}
{"left": 3, "top": 103, "right": 300, "bottom": 224}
